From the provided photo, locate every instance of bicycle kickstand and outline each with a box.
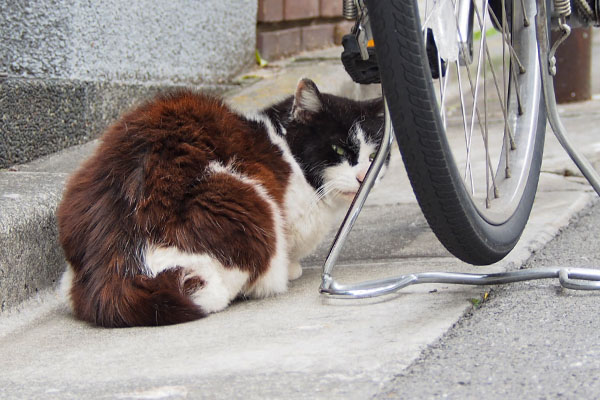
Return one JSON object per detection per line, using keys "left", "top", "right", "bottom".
{"left": 318, "top": 0, "right": 600, "bottom": 300}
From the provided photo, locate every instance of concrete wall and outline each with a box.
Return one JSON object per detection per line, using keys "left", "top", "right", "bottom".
{"left": 2, "top": 0, "right": 257, "bottom": 85}
{"left": 0, "top": 0, "right": 258, "bottom": 168}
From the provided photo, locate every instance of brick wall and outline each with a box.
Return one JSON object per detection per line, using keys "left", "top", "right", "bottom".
{"left": 257, "top": 0, "right": 353, "bottom": 60}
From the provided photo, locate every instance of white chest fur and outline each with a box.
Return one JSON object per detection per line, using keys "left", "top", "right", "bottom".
{"left": 248, "top": 112, "right": 344, "bottom": 264}
{"left": 283, "top": 165, "right": 343, "bottom": 263}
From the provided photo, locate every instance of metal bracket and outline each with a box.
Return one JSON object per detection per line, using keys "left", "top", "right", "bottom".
{"left": 352, "top": 1, "right": 373, "bottom": 60}
{"left": 547, "top": 17, "right": 571, "bottom": 76}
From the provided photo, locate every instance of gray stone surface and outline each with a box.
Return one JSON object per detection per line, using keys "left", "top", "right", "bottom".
{"left": 0, "top": 256, "right": 486, "bottom": 400}
{"left": 1, "top": 1, "right": 71, "bottom": 79}
{"left": 0, "top": 138, "right": 102, "bottom": 312}
{"left": 0, "top": 0, "right": 256, "bottom": 167}
{"left": 1, "top": 0, "right": 256, "bottom": 84}
{"left": 0, "top": 77, "right": 236, "bottom": 168}
{"left": 1, "top": 78, "right": 90, "bottom": 168}
{"left": 0, "top": 171, "right": 67, "bottom": 312}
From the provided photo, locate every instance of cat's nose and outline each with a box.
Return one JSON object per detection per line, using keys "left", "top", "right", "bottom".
{"left": 356, "top": 171, "right": 367, "bottom": 184}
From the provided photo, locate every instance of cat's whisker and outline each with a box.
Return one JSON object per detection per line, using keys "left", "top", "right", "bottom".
{"left": 309, "top": 177, "right": 357, "bottom": 207}
{"left": 316, "top": 180, "right": 346, "bottom": 198}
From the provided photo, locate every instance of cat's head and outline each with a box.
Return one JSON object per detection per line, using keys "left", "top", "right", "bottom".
{"left": 273, "top": 78, "right": 389, "bottom": 205}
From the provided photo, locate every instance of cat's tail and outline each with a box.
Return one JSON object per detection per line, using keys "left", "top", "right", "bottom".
{"left": 66, "top": 267, "right": 207, "bottom": 328}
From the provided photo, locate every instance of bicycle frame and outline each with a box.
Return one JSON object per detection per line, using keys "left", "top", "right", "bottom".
{"left": 320, "top": 0, "right": 600, "bottom": 299}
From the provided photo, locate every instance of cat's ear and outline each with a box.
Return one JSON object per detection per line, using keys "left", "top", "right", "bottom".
{"left": 292, "top": 78, "right": 322, "bottom": 123}
{"left": 365, "top": 97, "right": 385, "bottom": 118}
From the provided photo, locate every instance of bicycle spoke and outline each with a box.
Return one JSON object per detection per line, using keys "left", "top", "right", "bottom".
{"left": 487, "top": 5, "right": 526, "bottom": 74}
{"left": 484, "top": 55, "right": 491, "bottom": 207}
{"left": 502, "top": 0, "right": 510, "bottom": 178}
{"left": 519, "top": 0, "right": 530, "bottom": 26}
{"left": 456, "top": 61, "right": 475, "bottom": 192}
{"left": 439, "top": 59, "right": 452, "bottom": 130}
{"left": 423, "top": 0, "right": 430, "bottom": 44}
{"left": 476, "top": 2, "right": 526, "bottom": 116}
{"left": 482, "top": 28, "right": 516, "bottom": 149}
{"left": 466, "top": 0, "right": 492, "bottom": 195}
{"left": 462, "top": 59, "right": 499, "bottom": 198}
{"left": 458, "top": 7, "right": 502, "bottom": 199}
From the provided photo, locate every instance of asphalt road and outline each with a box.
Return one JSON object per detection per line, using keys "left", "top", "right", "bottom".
{"left": 377, "top": 199, "right": 600, "bottom": 399}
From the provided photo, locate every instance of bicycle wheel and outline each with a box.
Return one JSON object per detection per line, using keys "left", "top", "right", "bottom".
{"left": 366, "top": 0, "right": 546, "bottom": 265}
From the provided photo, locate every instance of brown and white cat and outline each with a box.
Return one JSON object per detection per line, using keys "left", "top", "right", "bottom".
{"left": 57, "top": 78, "right": 387, "bottom": 327}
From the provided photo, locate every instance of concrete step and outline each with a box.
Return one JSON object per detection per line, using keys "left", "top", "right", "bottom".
{"left": 0, "top": 78, "right": 237, "bottom": 169}
{"left": 0, "top": 140, "right": 97, "bottom": 311}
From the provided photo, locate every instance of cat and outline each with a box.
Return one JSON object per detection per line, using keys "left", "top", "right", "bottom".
{"left": 57, "top": 78, "right": 388, "bottom": 327}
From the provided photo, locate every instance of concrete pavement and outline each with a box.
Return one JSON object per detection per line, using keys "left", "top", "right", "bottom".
{"left": 1, "top": 42, "right": 599, "bottom": 398}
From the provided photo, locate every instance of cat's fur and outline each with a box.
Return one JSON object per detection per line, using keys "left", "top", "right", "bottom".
{"left": 57, "top": 79, "right": 387, "bottom": 327}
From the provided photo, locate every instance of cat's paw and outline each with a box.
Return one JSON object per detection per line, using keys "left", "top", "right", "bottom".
{"left": 288, "top": 262, "right": 303, "bottom": 280}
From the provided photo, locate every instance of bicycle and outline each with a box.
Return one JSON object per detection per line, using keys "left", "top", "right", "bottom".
{"left": 319, "top": 0, "right": 600, "bottom": 297}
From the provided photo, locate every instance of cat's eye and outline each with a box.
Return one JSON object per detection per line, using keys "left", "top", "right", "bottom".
{"left": 332, "top": 144, "right": 346, "bottom": 156}
{"left": 369, "top": 152, "right": 377, "bottom": 162}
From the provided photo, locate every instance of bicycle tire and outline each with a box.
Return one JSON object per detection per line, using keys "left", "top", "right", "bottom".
{"left": 366, "top": 0, "right": 547, "bottom": 265}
